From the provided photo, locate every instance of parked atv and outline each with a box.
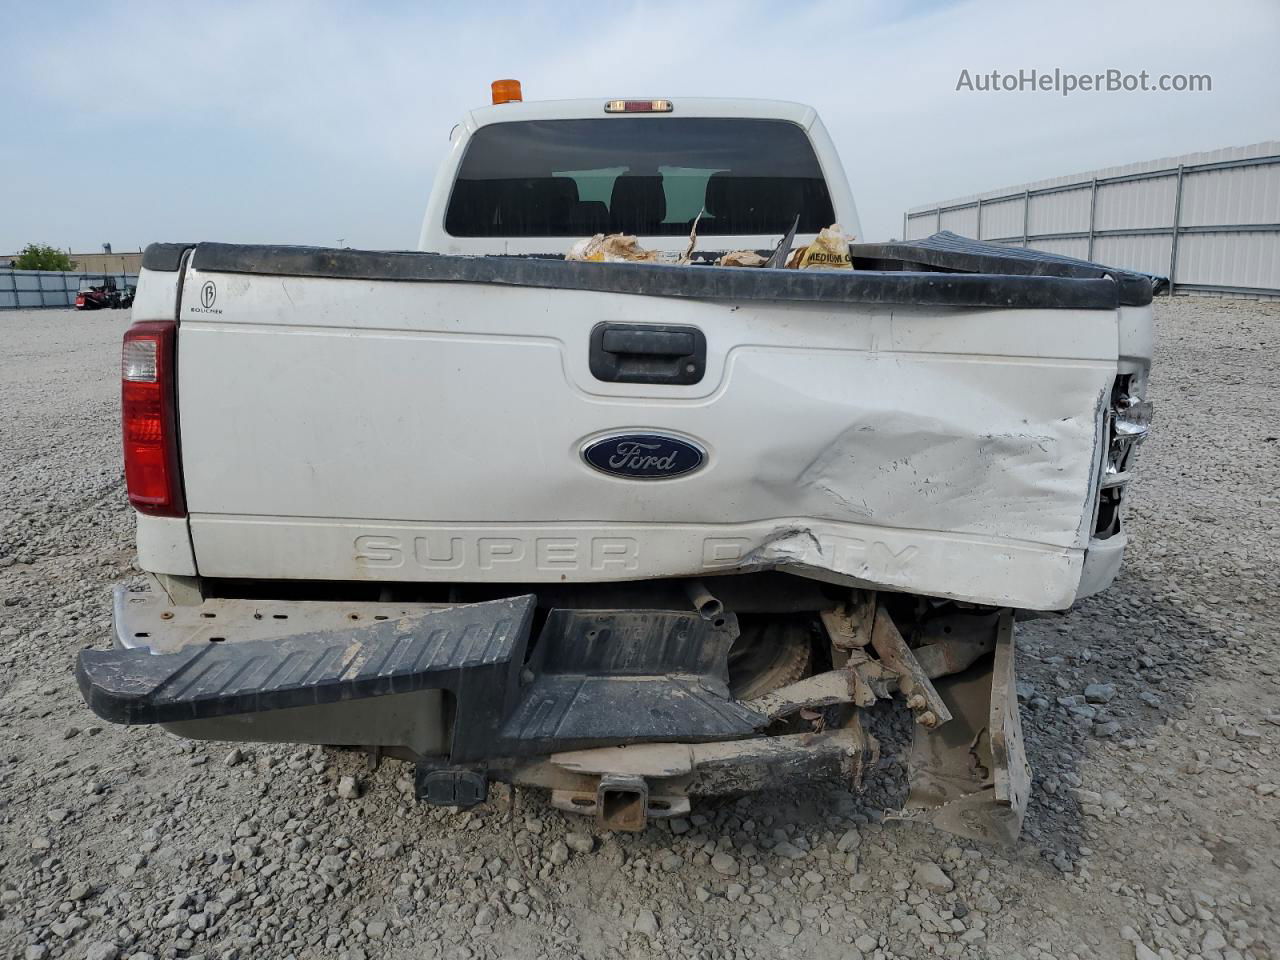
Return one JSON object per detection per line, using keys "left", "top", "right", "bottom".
{"left": 75, "top": 277, "right": 127, "bottom": 310}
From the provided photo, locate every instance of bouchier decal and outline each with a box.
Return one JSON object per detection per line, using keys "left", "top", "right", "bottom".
{"left": 188, "top": 279, "right": 223, "bottom": 315}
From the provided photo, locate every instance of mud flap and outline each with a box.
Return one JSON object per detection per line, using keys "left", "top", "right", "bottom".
{"left": 888, "top": 610, "right": 1031, "bottom": 846}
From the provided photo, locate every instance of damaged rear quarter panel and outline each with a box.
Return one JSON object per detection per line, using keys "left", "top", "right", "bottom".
{"left": 747, "top": 306, "right": 1117, "bottom": 550}
{"left": 727, "top": 303, "right": 1119, "bottom": 606}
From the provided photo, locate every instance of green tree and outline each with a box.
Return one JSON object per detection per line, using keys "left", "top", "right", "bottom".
{"left": 14, "top": 243, "right": 74, "bottom": 271}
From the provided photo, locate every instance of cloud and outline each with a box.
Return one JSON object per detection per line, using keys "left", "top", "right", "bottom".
{"left": 2, "top": 0, "right": 1277, "bottom": 248}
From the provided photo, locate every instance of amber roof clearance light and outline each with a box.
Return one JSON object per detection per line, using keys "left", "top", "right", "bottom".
{"left": 491, "top": 79, "right": 523, "bottom": 104}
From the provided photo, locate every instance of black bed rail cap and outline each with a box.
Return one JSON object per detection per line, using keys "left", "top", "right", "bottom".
{"left": 141, "top": 242, "right": 196, "bottom": 272}
{"left": 187, "top": 241, "right": 1123, "bottom": 311}
{"left": 851, "top": 231, "right": 1164, "bottom": 306}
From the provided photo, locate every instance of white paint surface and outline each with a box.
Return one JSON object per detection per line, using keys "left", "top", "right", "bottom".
{"left": 168, "top": 264, "right": 1135, "bottom": 609}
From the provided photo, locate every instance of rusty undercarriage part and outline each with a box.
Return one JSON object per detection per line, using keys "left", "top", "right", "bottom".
{"left": 505, "top": 590, "right": 1027, "bottom": 838}
{"left": 516, "top": 719, "right": 878, "bottom": 832}
{"left": 869, "top": 604, "right": 953, "bottom": 729}
{"left": 747, "top": 669, "right": 856, "bottom": 721}
{"left": 887, "top": 609, "right": 1031, "bottom": 846}
{"left": 95, "top": 575, "right": 1029, "bottom": 841}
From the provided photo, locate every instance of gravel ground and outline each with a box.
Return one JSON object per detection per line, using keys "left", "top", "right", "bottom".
{"left": 0, "top": 298, "right": 1277, "bottom": 960}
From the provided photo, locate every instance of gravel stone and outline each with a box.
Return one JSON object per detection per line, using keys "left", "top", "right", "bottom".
{"left": 710, "top": 852, "right": 740, "bottom": 876}
{"left": 771, "top": 839, "right": 805, "bottom": 860}
{"left": 633, "top": 909, "right": 659, "bottom": 938}
{"left": 1201, "top": 929, "right": 1228, "bottom": 952}
{"left": 546, "top": 840, "right": 569, "bottom": 865}
{"left": 319, "top": 854, "right": 346, "bottom": 875}
{"left": 1084, "top": 682, "right": 1117, "bottom": 704}
{"left": 913, "top": 862, "right": 954, "bottom": 894}
{"left": 836, "top": 828, "right": 862, "bottom": 852}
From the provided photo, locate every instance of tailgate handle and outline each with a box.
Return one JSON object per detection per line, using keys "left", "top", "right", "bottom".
{"left": 590, "top": 322, "right": 706, "bottom": 385}
{"left": 602, "top": 329, "right": 694, "bottom": 355}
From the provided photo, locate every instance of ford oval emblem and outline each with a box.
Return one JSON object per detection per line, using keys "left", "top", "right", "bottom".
{"left": 582, "top": 433, "right": 706, "bottom": 480}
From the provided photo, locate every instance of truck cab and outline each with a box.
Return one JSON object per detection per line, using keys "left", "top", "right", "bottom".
{"left": 418, "top": 97, "right": 862, "bottom": 256}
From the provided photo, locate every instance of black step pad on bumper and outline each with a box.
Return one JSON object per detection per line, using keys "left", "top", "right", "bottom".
{"left": 499, "top": 609, "right": 763, "bottom": 753}
{"left": 504, "top": 675, "right": 762, "bottom": 752}
{"left": 78, "top": 597, "right": 768, "bottom": 761}
{"left": 77, "top": 596, "right": 535, "bottom": 753}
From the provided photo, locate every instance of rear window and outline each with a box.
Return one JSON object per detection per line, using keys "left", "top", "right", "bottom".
{"left": 445, "top": 118, "right": 835, "bottom": 238}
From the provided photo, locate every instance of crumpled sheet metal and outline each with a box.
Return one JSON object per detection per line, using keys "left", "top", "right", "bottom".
{"left": 793, "top": 406, "right": 1101, "bottom": 549}
{"left": 737, "top": 522, "right": 1083, "bottom": 611}
{"left": 887, "top": 610, "right": 1031, "bottom": 846}
{"left": 717, "top": 345, "right": 1114, "bottom": 610}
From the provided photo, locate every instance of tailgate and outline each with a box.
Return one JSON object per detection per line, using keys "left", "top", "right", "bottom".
{"left": 174, "top": 248, "right": 1119, "bottom": 609}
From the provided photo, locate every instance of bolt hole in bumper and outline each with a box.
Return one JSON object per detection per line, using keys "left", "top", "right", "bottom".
{"left": 79, "top": 584, "right": 1027, "bottom": 841}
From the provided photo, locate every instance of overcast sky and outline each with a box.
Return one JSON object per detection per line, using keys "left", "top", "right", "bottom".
{"left": 2, "top": 0, "right": 1277, "bottom": 252}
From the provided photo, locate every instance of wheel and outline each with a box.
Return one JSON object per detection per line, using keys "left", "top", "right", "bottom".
{"left": 727, "top": 617, "right": 812, "bottom": 700}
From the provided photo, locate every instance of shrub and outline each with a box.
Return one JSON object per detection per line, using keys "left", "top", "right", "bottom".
{"left": 14, "top": 243, "right": 74, "bottom": 271}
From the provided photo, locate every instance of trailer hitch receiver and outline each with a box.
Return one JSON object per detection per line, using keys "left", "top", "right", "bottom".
{"left": 597, "top": 775, "right": 649, "bottom": 832}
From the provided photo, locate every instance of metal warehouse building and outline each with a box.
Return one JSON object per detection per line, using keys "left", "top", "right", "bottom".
{"left": 904, "top": 141, "right": 1280, "bottom": 298}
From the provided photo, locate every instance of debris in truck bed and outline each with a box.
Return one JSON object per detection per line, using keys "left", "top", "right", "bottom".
{"left": 716, "top": 250, "right": 769, "bottom": 267}
{"left": 566, "top": 233, "right": 664, "bottom": 263}
{"left": 565, "top": 221, "right": 855, "bottom": 271}
{"left": 764, "top": 213, "right": 800, "bottom": 269}
{"left": 682, "top": 209, "right": 703, "bottom": 263}
{"left": 786, "top": 223, "right": 853, "bottom": 270}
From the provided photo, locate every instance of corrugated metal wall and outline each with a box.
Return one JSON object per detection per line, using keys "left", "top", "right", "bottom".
{"left": 903, "top": 141, "right": 1280, "bottom": 298}
{"left": 0, "top": 270, "right": 138, "bottom": 309}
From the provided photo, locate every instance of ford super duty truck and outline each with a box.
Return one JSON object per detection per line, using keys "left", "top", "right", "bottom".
{"left": 76, "top": 93, "right": 1155, "bottom": 844}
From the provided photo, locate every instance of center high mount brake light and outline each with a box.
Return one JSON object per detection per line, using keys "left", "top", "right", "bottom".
{"left": 604, "top": 99, "right": 673, "bottom": 114}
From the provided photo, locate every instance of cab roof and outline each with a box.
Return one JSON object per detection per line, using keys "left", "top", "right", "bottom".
{"left": 464, "top": 97, "right": 820, "bottom": 131}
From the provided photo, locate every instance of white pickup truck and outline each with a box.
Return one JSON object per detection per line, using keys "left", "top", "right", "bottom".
{"left": 78, "top": 94, "right": 1154, "bottom": 843}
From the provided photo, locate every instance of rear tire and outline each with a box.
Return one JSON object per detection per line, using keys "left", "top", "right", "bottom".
{"left": 727, "top": 618, "right": 812, "bottom": 700}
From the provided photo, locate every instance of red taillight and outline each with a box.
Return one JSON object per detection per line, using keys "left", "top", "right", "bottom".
{"left": 75, "top": 295, "right": 85, "bottom": 306}
{"left": 122, "top": 321, "right": 185, "bottom": 516}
